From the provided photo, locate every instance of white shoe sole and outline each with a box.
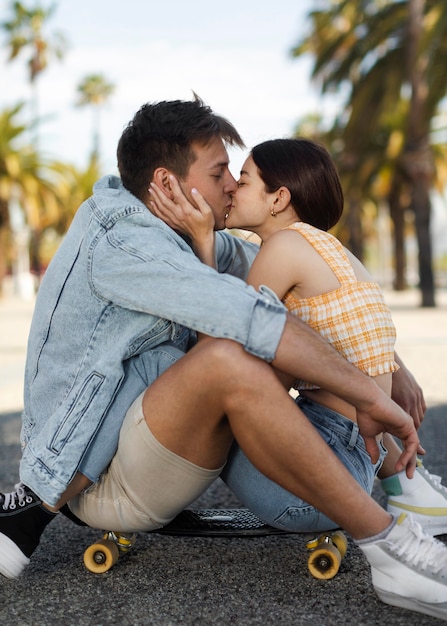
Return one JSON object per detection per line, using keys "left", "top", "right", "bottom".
{"left": 376, "top": 587, "right": 447, "bottom": 621}
{"left": 0, "top": 532, "right": 30, "bottom": 578}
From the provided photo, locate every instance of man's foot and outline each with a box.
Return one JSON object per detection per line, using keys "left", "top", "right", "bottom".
{"left": 357, "top": 513, "right": 447, "bottom": 621}
{"left": 60, "top": 503, "right": 87, "bottom": 527}
{"left": 382, "top": 462, "right": 447, "bottom": 536}
{"left": 0, "top": 483, "right": 57, "bottom": 578}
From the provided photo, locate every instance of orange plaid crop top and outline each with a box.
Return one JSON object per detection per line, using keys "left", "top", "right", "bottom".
{"left": 283, "top": 222, "right": 399, "bottom": 390}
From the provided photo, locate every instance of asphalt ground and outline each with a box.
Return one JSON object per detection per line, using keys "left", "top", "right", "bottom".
{"left": 0, "top": 286, "right": 446, "bottom": 625}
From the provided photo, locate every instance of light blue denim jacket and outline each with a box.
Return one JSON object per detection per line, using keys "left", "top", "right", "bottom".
{"left": 20, "top": 175, "right": 287, "bottom": 505}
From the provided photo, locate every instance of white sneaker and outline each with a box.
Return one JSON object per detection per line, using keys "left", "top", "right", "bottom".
{"left": 357, "top": 513, "right": 447, "bottom": 621}
{"left": 382, "top": 462, "right": 447, "bottom": 536}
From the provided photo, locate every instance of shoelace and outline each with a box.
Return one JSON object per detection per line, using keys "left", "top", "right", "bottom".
{"left": 1, "top": 482, "right": 34, "bottom": 511}
{"left": 420, "top": 466, "right": 447, "bottom": 495}
{"left": 390, "top": 516, "right": 447, "bottom": 575}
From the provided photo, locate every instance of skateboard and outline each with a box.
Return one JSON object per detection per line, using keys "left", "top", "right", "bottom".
{"left": 83, "top": 508, "right": 347, "bottom": 578}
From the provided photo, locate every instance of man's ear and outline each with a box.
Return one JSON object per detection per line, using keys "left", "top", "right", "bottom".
{"left": 152, "top": 167, "right": 174, "bottom": 198}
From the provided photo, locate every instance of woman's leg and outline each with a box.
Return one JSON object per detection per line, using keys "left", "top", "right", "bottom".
{"left": 222, "top": 398, "right": 385, "bottom": 532}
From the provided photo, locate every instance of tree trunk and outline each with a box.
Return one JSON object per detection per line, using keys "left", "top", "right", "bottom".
{"left": 388, "top": 174, "right": 407, "bottom": 291}
{"left": 412, "top": 171, "right": 435, "bottom": 306}
{"left": 0, "top": 199, "right": 11, "bottom": 297}
{"left": 346, "top": 191, "right": 364, "bottom": 262}
{"left": 404, "top": 0, "right": 436, "bottom": 307}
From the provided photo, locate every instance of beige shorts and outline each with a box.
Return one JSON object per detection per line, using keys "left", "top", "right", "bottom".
{"left": 68, "top": 392, "right": 223, "bottom": 532}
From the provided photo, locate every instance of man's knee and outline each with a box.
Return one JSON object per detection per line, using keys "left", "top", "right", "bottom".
{"left": 197, "top": 339, "right": 274, "bottom": 407}
{"left": 198, "top": 338, "right": 260, "bottom": 375}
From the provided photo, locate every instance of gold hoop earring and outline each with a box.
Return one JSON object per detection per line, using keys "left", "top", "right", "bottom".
{"left": 271, "top": 209, "right": 277, "bottom": 217}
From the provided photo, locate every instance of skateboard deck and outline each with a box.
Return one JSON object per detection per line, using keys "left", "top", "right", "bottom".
{"left": 83, "top": 508, "right": 347, "bottom": 578}
{"left": 154, "top": 508, "right": 289, "bottom": 537}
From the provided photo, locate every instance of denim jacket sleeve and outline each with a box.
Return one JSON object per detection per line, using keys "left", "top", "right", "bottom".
{"left": 90, "top": 216, "right": 286, "bottom": 362}
{"left": 215, "top": 231, "right": 259, "bottom": 280}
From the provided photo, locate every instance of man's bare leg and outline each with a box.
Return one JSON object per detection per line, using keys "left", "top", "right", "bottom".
{"left": 143, "top": 337, "right": 393, "bottom": 540}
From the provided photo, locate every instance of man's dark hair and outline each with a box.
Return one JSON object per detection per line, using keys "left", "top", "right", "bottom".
{"left": 117, "top": 97, "right": 244, "bottom": 201}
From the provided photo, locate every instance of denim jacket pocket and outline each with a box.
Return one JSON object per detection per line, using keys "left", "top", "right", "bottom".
{"left": 49, "top": 372, "right": 105, "bottom": 454}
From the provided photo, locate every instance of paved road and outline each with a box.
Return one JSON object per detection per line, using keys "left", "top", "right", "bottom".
{"left": 0, "top": 289, "right": 446, "bottom": 625}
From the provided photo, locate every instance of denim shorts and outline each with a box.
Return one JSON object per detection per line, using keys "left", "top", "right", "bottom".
{"left": 221, "top": 396, "right": 387, "bottom": 533}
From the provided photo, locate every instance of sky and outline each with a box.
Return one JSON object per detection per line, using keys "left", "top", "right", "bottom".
{"left": 0, "top": 0, "right": 332, "bottom": 176}
{"left": 1, "top": 0, "right": 446, "bottom": 260}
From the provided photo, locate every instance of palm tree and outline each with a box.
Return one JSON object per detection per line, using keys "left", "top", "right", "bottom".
{"left": 0, "top": 102, "right": 70, "bottom": 292}
{"left": 0, "top": 103, "right": 36, "bottom": 292}
{"left": 33, "top": 154, "right": 103, "bottom": 270}
{"left": 75, "top": 74, "right": 115, "bottom": 160}
{"left": 292, "top": 0, "right": 447, "bottom": 306}
{"left": 2, "top": 1, "right": 67, "bottom": 143}
{"left": 50, "top": 154, "right": 102, "bottom": 235}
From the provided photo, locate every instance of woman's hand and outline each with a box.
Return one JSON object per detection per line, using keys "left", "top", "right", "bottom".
{"left": 149, "top": 176, "right": 216, "bottom": 266}
{"left": 149, "top": 175, "right": 215, "bottom": 237}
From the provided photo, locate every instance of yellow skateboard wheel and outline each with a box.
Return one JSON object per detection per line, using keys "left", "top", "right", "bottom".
{"left": 115, "top": 532, "right": 136, "bottom": 553}
{"left": 306, "top": 536, "right": 322, "bottom": 551}
{"left": 307, "top": 543, "right": 341, "bottom": 580}
{"left": 83, "top": 539, "right": 120, "bottom": 574}
{"left": 330, "top": 530, "right": 348, "bottom": 559}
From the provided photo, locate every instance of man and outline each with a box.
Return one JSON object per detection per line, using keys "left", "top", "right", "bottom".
{"left": 1, "top": 98, "right": 446, "bottom": 622}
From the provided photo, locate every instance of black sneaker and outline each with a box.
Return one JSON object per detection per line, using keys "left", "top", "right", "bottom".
{"left": 0, "top": 482, "right": 57, "bottom": 578}
{"left": 60, "top": 503, "right": 87, "bottom": 527}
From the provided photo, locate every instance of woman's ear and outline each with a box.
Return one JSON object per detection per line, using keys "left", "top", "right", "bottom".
{"left": 273, "top": 186, "right": 291, "bottom": 213}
